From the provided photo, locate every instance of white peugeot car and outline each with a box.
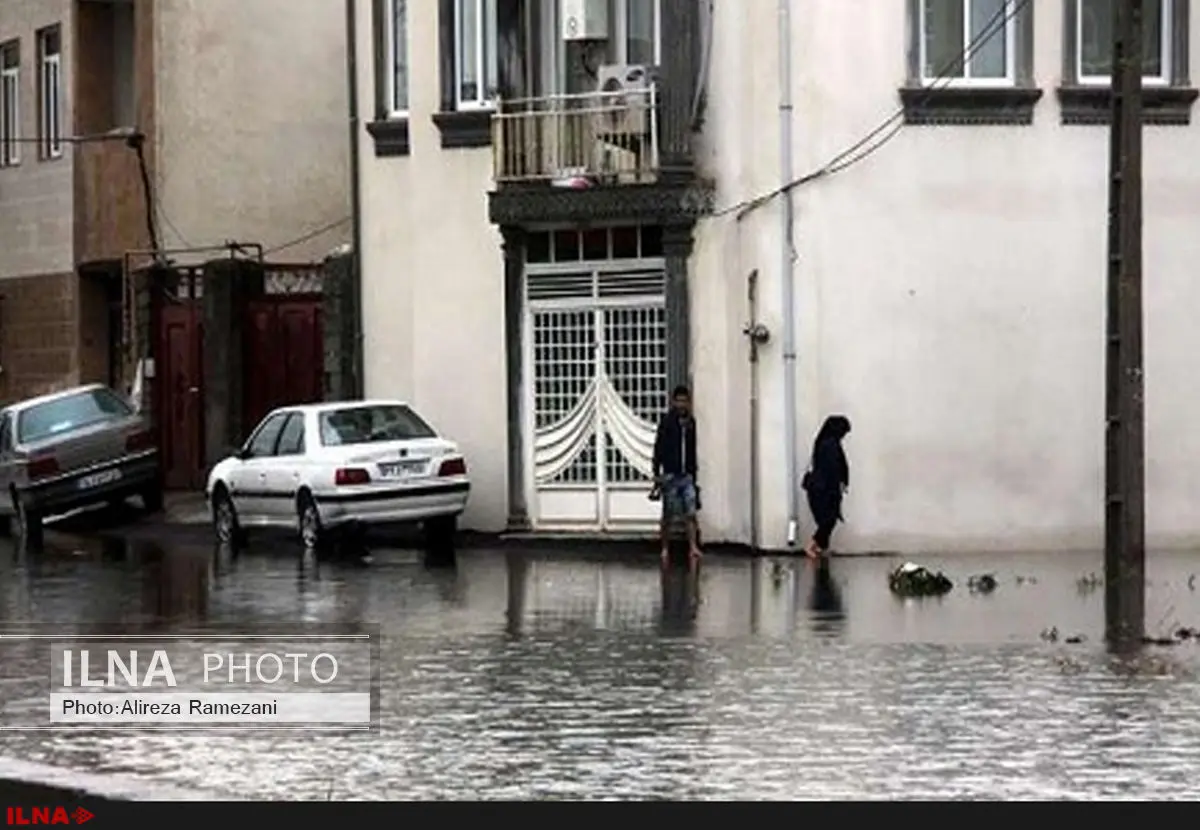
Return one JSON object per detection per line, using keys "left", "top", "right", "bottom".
{"left": 205, "top": 400, "right": 470, "bottom": 550}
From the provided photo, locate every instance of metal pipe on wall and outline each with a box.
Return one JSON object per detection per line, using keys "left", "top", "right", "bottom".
{"left": 778, "top": 0, "right": 800, "bottom": 546}
{"left": 345, "top": 0, "right": 366, "bottom": 398}
{"left": 747, "top": 269, "right": 761, "bottom": 552}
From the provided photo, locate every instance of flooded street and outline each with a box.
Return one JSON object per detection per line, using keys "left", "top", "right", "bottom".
{"left": 3, "top": 531, "right": 1200, "bottom": 800}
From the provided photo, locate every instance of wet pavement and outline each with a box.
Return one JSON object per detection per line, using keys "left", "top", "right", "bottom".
{"left": 2, "top": 522, "right": 1200, "bottom": 800}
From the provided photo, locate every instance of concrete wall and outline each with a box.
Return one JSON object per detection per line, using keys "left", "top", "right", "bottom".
{"left": 0, "top": 0, "right": 75, "bottom": 280}
{"left": 701, "top": 0, "right": 1200, "bottom": 552}
{"left": 355, "top": 0, "right": 508, "bottom": 532}
{"left": 153, "top": 0, "right": 350, "bottom": 262}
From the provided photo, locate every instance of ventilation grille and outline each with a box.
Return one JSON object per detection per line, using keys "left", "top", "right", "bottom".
{"left": 526, "top": 268, "right": 665, "bottom": 302}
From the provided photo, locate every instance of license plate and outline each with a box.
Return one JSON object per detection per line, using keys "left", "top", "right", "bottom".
{"left": 378, "top": 460, "right": 425, "bottom": 478}
{"left": 77, "top": 469, "right": 123, "bottom": 490}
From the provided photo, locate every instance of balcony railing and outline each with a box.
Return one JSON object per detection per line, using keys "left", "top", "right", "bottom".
{"left": 492, "top": 86, "right": 659, "bottom": 186}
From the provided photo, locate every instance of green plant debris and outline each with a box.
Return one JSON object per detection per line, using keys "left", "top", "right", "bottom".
{"left": 889, "top": 562, "right": 953, "bottom": 598}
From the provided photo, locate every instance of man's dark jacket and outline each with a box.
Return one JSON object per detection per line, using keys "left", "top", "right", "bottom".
{"left": 653, "top": 411, "right": 697, "bottom": 477}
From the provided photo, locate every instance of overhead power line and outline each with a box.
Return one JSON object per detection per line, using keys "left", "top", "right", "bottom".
{"left": 713, "top": 0, "right": 1033, "bottom": 220}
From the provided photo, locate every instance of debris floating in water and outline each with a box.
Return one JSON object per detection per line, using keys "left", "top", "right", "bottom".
{"left": 967, "top": 574, "right": 997, "bottom": 594}
{"left": 888, "top": 562, "right": 953, "bottom": 598}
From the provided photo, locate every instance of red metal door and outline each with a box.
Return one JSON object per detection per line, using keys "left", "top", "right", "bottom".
{"left": 243, "top": 298, "right": 323, "bottom": 430}
{"left": 157, "top": 302, "right": 205, "bottom": 490}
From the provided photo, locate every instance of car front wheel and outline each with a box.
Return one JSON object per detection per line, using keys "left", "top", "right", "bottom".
{"left": 211, "top": 487, "right": 242, "bottom": 547}
{"left": 298, "top": 493, "right": 324, "bottom": 551}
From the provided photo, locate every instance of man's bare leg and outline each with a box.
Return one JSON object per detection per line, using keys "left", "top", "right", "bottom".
{"left": 686, "top": 516, "right": 702, "bottom": 564}
{"left": 660, "top": 517, "right": 670, "bottom": 566}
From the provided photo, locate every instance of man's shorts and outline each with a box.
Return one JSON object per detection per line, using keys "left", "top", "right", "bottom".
{"left": 661, "top": 474, "right": 698, "bottom": 518}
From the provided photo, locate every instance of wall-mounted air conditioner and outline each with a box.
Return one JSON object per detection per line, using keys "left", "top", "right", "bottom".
{"left": 561, "top": 0, "right": 609, "bottom": 41}
{"left": 593, "top": 64, "right": 652, "bottom": 136}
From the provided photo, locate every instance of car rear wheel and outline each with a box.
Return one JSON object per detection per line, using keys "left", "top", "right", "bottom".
{"left": 423, "top": 514, "right": 457, "bottom": 553}
{"left": 212, "top": 487, "right": 242, "bottom": 546}
{"left": 12, "top": 492, "right": 42, "bottom": 548}
{"left": 298, "top": 493, "right": 324, "bottom": 551}
{"left": 141, "top": 485, "right": 165, "bottom": 515}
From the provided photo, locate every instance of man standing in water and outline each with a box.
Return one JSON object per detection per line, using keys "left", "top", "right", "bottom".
{"left": 652, "top": 385, "right": 702, "bottom": 566}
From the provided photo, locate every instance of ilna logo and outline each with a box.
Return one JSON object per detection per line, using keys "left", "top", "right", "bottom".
{"left": 5, "top": 807, "right": 94, "bottom": 825}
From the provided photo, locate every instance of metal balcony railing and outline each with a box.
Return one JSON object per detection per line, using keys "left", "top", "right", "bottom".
{"left": 492, "top": 86, "right": 660, "bottom": 186}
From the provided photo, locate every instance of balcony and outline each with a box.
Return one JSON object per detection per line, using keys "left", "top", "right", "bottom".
{"left": 492, "top": 87, "right": 660, "bottom": 187}
{"left": 73, "top": 138, "right": 148, "bottom": 265}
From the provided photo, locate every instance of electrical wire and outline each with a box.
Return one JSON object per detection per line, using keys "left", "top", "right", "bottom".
{"left": 263, "top": 216, "right": 351, "bottom": 256}
{"left": 712, "top": 0, "right": 1032, "bottom": 220}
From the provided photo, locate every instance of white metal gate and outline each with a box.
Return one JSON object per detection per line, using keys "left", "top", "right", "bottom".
{"left": 525, "top": 261, "right": 667, "bottom": 531}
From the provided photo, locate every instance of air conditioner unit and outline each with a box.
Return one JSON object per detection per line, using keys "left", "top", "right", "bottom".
{"left": 593, "top": 64, "right": 652, "bottom": 137}
{"left": 561, "top": 0, "right": 608, "bottom": 41}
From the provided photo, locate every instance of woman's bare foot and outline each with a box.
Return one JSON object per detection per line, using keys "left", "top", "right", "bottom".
{"left": 804, "top": 540, "right": 820, "bottom": 559}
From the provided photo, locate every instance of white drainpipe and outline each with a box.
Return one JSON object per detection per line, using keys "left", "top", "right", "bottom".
{"left": 778, "top": 0, "right": 800, "bottom": 546}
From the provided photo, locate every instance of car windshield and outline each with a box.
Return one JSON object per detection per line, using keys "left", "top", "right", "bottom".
{"left": 17, "top": 388, "right": 132, "bottom": 444}
{"left": 318, "top": 405, "right": 436, "bottom": 446}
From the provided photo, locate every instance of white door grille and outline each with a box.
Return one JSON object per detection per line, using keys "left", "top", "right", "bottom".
{"left": 525, "top": 264, "right": 667, "bottom": 530}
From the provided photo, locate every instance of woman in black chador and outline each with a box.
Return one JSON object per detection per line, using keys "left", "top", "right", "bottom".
{"left": 802, "top": 415, "right": 851, "bottom": 559}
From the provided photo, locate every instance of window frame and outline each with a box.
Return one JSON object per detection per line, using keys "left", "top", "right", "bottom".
{"left": 243, "top": 412, "right": 290, "bottom": 459}
{"left": 275, "top": 413, "right": 307, "bottom": 457}
{"left": 613, "top": 0, "right": 663, "bottom": 68}
{"left": 0, "top": 40, "right": 19, "bottom": 168}
{"left": 918, "top": 0, "right": 1018, "bottom": 88}
{"left": 36, "top": 25, "right": 61, "bottom": 161}
{"left": 1075, "top": 0, "right": 1172, "bottom": 86}
{"left": 384, "top": 0, "right": 409, "bottom": 118}
{"left": 454, "top": 0, "right": 499, "bottom": 111}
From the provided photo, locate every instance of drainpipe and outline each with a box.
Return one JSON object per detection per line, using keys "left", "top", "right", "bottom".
{"left": 778, "top": 0, "right": 800, "bottom": 546}
{"left": 744, "top": 270, "right": 770, "bottom": 553}
{"left": 345, "top": 0, "right": 365, "bottom": 398}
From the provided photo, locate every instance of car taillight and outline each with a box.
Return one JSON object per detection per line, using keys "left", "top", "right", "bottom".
{"left": 438, "top": 457, "right": 467, "bottom": 477}
{"left": 334, "top": 468, "right": 371, "bottom": 486}
{"left": 27, "top": 456, "right": 59, "bottom": 480}
{"left": 126, "top": 430, "right": 155, "bottom": 452}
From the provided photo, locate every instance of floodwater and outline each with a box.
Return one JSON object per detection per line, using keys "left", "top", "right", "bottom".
{"left": 2, "top": 530, "right": 1200, "bottom": 801}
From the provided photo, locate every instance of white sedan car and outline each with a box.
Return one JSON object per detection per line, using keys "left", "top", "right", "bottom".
{"left": 205, "top": 400, "right": 470, "bottom": 549}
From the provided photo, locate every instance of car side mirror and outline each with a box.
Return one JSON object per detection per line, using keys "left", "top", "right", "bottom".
{"left": 235, "top": 447, "right": 252, "bottom": 461}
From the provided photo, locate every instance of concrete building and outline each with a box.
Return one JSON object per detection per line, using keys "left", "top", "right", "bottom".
{"left": 352, "top": 0, "right": 1200, "bottom": 553}
{"left": 0, "top": 0, "right": 349, "bottom": 405}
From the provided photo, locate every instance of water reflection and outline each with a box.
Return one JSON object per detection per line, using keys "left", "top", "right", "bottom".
{"left": 1, "top": 545, "right": 1200, "bottom": 798}
{"left": 808, "top": 558, "right": 845, "bottom": 638}
{"left": 138, "top": 542, "right": 209, "bottom": 625}
{"left": 660, "top": 563, "right": 700, "bottom": 636}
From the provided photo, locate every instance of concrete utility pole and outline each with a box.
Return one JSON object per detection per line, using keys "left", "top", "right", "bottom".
{"left": 1104, "top": 0, "right": 1146, "bottom": 647}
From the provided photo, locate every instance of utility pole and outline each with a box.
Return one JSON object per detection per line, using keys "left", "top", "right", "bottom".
{"left": 1104, "top": 0, "right": 1146, "bottom": 647}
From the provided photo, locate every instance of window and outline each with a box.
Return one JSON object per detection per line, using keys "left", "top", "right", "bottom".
{"left": 456, "top": 0, "right": 498, "bottom": 109}
{"left": 0, "top": 41, "right": 18, "bottom": 168}
{"left": 902, "top": 0, "right": 1039, "bottom": 125}
{"left": 386, "top": 0, "right": 408, "bottom": 116}
{"left": 17, "top": 388, "right": 133, "bottom": 444}
{"left": 36, "top": 25, "right": 61, "bottom": 160}
{"left": 368, "top": 0, "right": 410, "bottom": 156}
{"left": 318, "top": 405, "right": 435, "bottom": 447}
{"left": 276, "top": 414, "right": 306, "bottom": 456}
{"left": 618, "top": 0, "right": 662, "bottom": 66}
{"left": 245, "top": 413, "right": 288, "bottom": 458}
{"left": 920, "top": 0, "right": 1016, "bottom": 85}
{"left": 1059, "top": 0, "right": 1194, "bottom": 125}
{"left": 1077, "top": 0, "right": 1169, "bottom": 84}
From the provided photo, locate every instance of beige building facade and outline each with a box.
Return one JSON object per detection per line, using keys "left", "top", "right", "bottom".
{"left": 0, "top": 0, "right": 350, "bottom": 405}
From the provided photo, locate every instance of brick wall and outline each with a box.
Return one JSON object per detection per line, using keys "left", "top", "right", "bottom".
{"left": 0, "top": 271, "right": 78, "bottom": 404}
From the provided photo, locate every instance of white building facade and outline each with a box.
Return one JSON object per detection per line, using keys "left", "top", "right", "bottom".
{"left": 354, "top": 0, "right": 1200, "bottom": 553}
